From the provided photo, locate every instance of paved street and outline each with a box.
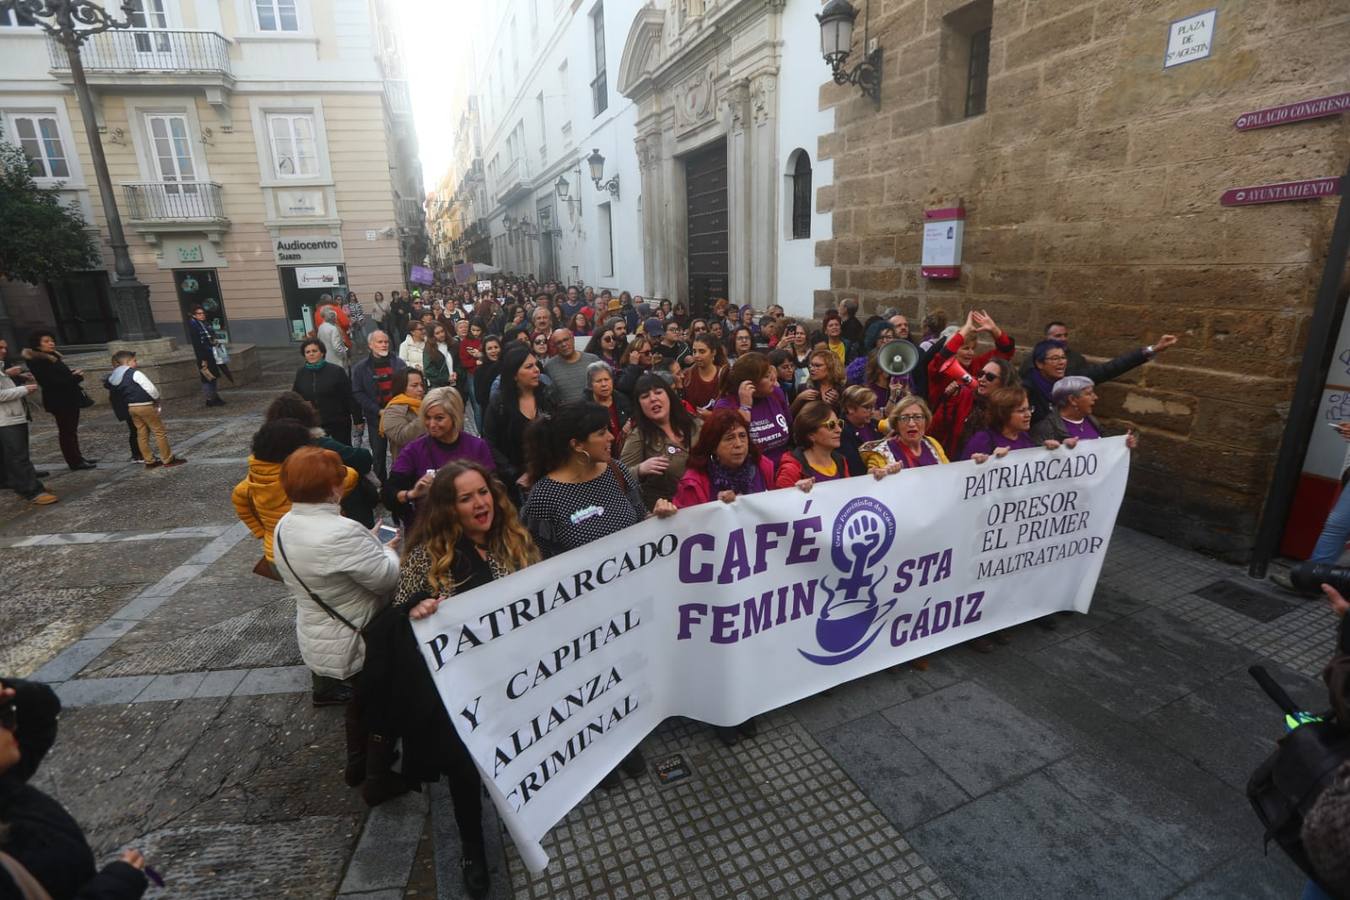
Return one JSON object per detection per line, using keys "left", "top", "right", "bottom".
{"left": 0, "top": 348, "right": 1338, "bottom": 899}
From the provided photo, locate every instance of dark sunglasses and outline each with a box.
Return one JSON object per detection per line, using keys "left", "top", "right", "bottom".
{"left": 978, "top": 371, "right": 1000, "bottom": 382}
{"left": 0, "top": 701, "right": 15, "bottom": 732}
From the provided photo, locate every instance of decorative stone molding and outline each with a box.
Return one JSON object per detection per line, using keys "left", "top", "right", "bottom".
{"left": 749, "top": 71, "right": 777, "bottom": 126}
{"left": 724, "top": 79, "right": 750, "bottom": 133}
{"left": 674, "top": 61, "right": 719, "bottom": 132}
{"left": 635, "top": 132, "right": 662, "bottom": 171}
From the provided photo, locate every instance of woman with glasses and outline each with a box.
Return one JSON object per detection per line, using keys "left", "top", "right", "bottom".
{"left": 793, "top": 349, "right": 846, "bottom": 415}
{"left": 689, "top": 318, "right": 709, "bottom": 338}
{"left": 870, "top": 395, "right": 949, "bottom": 474}
{"left": 960, "top": 386, "right": 1059, "bottom": 462}
{"left": 617, "top": 335, "right": 656, "bottom": 398}
{"left": 933, "top": 356, "right": 1019, "bottom": 457}
{"left": 583, "top": 327, "right": 622, "bottom": 368}
{"left": 773, "top": 400, "right": 852, "bottom": 489}
{"left": 727, "top": 326, "right": 755, "bottom": 364}
{"left": 1025, "top": 334, "right": 1177, "bottom": 423}
{"left": 569, "top": 310, "right": 592, "bottom": 337}
{"left": 529, "top": 331, "right": 552, "bottom": 362}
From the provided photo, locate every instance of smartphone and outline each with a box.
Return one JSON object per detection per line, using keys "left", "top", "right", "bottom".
{"left": 376, "top": 525, "right": 399, "bottom": 544}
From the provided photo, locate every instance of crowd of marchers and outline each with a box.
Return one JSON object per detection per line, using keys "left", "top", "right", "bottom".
{"left": 0, "top": 277, "right": 1182, "bottom": 900}
{"left": 216, "top": 275, "right": 1181, "bottom": 898}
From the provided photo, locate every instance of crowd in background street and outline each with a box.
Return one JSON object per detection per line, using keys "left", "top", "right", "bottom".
{"left": 6, "top": 273, "right": 1350, "bottom": 900}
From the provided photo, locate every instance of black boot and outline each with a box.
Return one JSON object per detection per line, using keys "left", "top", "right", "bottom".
{"left": 460, "top": 842, "right": 490, "bottom": 899}
{"left": 343, "top": 702, "right": 366, "bottom": 788}
{"left": 619, "top": 747, "right": 646, "bottom": 778}
{"left": 361, "top": 734, "right": 419, "bottom": 807}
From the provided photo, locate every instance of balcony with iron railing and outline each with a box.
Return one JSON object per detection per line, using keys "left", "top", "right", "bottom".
{"left": 495, "top": 157, "right": 533, "bottom": 206}
{"left": 124, "top": 181, "right": 227, "bottom": 224}
{"left": 48, "top": 29, "right": 232, "bottom": 85}
{"left": 384, "top": 79, "right": 413, "bottom": 118}
{"left": 397, "top": 196, "right": 425, "bottom": 225}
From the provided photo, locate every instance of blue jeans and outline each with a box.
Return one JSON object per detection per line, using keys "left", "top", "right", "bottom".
{"left": 1300, "top": 878, "right": 1332, "bottom": 900}
{"left": 1310, "top": 485, "right": 1350, "bottom": 563}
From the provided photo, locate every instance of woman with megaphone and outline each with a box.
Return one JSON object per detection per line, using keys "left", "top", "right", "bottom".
{"left": 927, "top": 310, "right": 1016, "bottom": 455}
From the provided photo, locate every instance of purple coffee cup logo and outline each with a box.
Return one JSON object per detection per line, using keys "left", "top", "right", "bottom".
{"left": 801, "top": 498, "right": 897, "bottom": 665}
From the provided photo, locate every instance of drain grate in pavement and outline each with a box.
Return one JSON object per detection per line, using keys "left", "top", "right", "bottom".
{"left": 1194, "top": 579, "right": 1298, "bottom": 623}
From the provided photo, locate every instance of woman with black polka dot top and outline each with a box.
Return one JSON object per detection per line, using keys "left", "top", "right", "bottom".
{"left": 520, "top": 400, "right": 678, "bottom": 786}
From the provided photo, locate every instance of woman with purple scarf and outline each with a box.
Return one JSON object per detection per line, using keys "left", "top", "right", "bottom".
{"left": 673, "top": 407, "right": 773, "bottom": 744}
{"left": 674, "top": 408, "right": 774, "bottom": 508}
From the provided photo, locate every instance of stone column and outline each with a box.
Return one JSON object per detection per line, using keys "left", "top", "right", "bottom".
{"left": 635, "top": 130, "right": 663, "bottom": 298}
{"left": 723, "top": 79, "right": 752, "bottom": 306}
{"left": 747, "top": 69, "right": 779, "bottom": 308}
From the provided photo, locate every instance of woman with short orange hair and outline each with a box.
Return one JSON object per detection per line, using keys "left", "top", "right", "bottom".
{"left": 273, "top": 446, "right": 406, "bottom": 802}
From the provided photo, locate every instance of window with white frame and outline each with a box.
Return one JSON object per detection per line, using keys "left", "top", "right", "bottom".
{"left": 598, "top": 202, "right": 614, "bottom": 276}
{"left": 254, "top": 0, "right": 298, "bottom": 32}
{"left": 3, "top": 112, "right": 70, "bottom": 179}
{"left": 145, "top": 114, "right": 198, "bottom": 190}
{"left": 590, "top": 3, "right": 607, "bottom": 116}
{"left": 266, "top": 113, "right": 318, "bottom": 177}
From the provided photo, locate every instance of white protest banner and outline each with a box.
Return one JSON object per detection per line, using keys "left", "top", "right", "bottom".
{"left": 413, "top": 438, "right": 1131, "bottom": 872}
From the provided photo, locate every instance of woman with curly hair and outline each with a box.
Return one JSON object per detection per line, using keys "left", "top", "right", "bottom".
{"left": 377, "top": 460, "right": 539, "bottom": 898}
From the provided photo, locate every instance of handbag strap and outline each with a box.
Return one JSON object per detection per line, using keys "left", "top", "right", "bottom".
{"left": 275, "top": 530, "right": 360, "bottom": 633}
{"left": 0, "top": 851, "right": 55, "bottom": 900}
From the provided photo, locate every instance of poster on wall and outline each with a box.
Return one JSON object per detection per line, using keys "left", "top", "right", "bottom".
{"left": 294, "top": 266, "right": 345, "bottom": 289}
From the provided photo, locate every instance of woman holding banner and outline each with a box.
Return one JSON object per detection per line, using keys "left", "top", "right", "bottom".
{"left": 959, "top": 386, "right": 1061, "bottom": 462}
{"left": 521, "top": 401, "right": 676, "bottom": 786}
{"left": 377, "top": 460, "right": 540, "bottom": 899}
{"left": 868, "top": 395, "right": 949, "bottom": 475}
{"left": 773, "top": 401, "right": 853, "bottom": 489}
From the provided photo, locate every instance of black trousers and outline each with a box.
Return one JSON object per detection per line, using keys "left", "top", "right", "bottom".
{"left": 439, "top": 718, "right": 485, "bottom": 849}
{"left": 0, "top": 423, "right": 43, "bottom": 498}
{"left": 325, "top": 419, "right": 352, "bottom": 447}
{"left": 50, "top": 406, "right": 83, "bottom": 467}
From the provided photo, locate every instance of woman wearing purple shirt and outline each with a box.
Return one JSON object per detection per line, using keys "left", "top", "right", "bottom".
{"left": 959, "top": 387, "right": 1059, "bottom": 463}
{"left": 1029, "top": 375, "right": 1139, "bottom": 450}
{"left": 712, "top": 351, "right": 793, "bottom": 464}
{"left": 385, "top": 387, "right": 498, "bottom": 524}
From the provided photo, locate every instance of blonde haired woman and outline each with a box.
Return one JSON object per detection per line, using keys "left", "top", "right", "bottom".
{"left": 384, "top": 386, "right": 498, "bottom": 525}
{"left": 868, "top": 394, "right": 950, "bottom": 475}
{"left": 381, "top": 460, "right": 539, "bottom": 898}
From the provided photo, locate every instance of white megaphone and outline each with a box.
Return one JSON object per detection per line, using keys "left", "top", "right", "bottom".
{"left": 876, "top": 340, "right": 920, "bottom": 377}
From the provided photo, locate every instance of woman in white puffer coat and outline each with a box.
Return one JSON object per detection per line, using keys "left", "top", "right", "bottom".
{"left": 273, "top": 445, "right": 411, "bottom": 805}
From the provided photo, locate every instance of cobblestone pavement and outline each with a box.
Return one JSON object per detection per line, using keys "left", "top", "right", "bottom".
{"left": 0, "top": 348, "right": 1338, "bottom": 898}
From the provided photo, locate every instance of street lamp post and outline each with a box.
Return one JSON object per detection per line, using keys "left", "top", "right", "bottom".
{"left": 1, "top": 0, "right": 160, "bottom": 340}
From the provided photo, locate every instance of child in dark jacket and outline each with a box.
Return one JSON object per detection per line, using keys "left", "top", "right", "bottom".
{"left": 105, "top": 351, "right": 186, "bottom": 469}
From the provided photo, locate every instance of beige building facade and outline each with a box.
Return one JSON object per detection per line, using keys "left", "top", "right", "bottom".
{"left": 815, "top": 0, "right": 1350, "bottom": 558}
{"left": 0, "top": 0, "right": 425, "bottom": 347}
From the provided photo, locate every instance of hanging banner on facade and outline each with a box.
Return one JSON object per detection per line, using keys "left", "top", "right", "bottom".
{"left": 413, "top": 439, "right": 1132, "bottom": 873}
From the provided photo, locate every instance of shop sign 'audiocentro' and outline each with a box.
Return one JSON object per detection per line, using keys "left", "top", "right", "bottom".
{"left": 273, "top": 235, "right": 344, "bottom": 265}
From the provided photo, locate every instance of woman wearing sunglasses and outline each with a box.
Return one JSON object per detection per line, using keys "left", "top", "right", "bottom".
{"left": 773, "top": 400, "right": 853, "bottom": 490}
{"left": 583, "top": 327, "right": 622, "bottom": 369}
{"left": 932, "top": 357, "right": 1019, "bottom": 457}
{"left": 529, "top": 331, "right": 552, "bottom": 361}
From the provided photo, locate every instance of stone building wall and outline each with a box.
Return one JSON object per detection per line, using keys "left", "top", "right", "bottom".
{"left": 815, "top": 0, "right": 1350, "bottom": 558}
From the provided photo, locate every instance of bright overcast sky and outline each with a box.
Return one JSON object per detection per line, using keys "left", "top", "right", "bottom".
{"left": 391, "top": 0, "right": 483, "bottom": 193}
